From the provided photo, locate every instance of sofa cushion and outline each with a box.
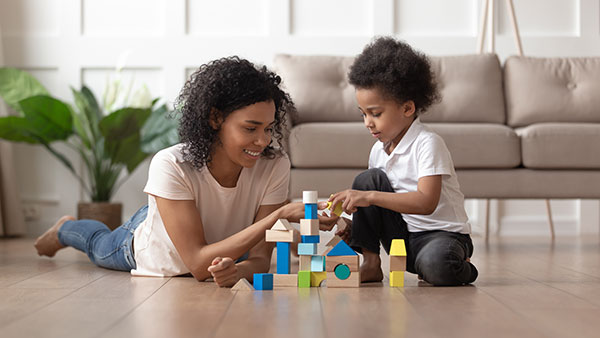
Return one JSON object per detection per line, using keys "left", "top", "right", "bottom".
{"left": 516, "top": 123, "right": 600, "bottom": 169}
{"left": 288, "top": 123, "right": 373, "bottom": 168}
{"left": 289, "top": 122, "right": 520, "bottom": 169}
{"left": 505, "top": 56, "right": 600, "bottom": 127}
{"left": 274, "top": 54, "right": 358, "bottom": 124}
{"left": 422, "top": 54, "right": 505, "bottom": 124}
{"left": 428, "top": 123, "right": 521, "bottom": 168}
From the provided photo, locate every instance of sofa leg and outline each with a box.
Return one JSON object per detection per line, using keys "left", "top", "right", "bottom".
{"left": 485, "top": 199, "right": 490, "bottom": 243}
{"left": 546, "top": 199, "right": 556, "bottom": 239}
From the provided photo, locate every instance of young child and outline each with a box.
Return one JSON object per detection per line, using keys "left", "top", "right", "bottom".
{"left": 35, "top": 56, "right": 331, "bottom": 287}
{"left": 327, "top": 37, "right": 478, "bottom": 286}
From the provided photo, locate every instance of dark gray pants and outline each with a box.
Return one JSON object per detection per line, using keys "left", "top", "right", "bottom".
{"left": 349, "top": 168, "right": 478, "bottom": 286}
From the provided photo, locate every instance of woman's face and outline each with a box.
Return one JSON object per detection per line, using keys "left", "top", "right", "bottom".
{"left": 214, "top": 100, "right": 276, "bottom": 169}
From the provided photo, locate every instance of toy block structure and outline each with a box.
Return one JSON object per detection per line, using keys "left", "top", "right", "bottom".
{"left": 273, "top": 273, "right": 297, "bottom": 287}
{"left": 266, "top": 219, "right": 300, "bottom": 276}
{"left": 390, "top": 239, "right": 407, "bottom": 287}
{"left": 253, "top": 273, "right": 273, "bottom": 290}
{"left": 298, "top": 271, "right": 311, "bottom": 288}
{"left": 232, "top": 278, "right": 254, "bottom": 291}
{"left": 326, "top": 240, "right": 360, "bottom": 288}
{"left": 310, "top": 272, "right": 327, "bottom": 287}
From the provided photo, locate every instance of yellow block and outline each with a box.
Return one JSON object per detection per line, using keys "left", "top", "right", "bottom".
{"left": 310, "top": 271, "right": 327, "bottom": 287}
{"left": 390, "top": 239, "right": 407, "bottom": 256}
{"left": 327, "top": 194, "right": 344, "bottom": 216}
{"left": 390, "top": 271, "right": 404, "bottom": 287}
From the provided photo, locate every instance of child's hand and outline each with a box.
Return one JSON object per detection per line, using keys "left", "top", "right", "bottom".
{"left": 329, "top": 190, "right": 371, "bottom": 214}
{"left": 207, "top": 257, "right": 239, "bottom": 287}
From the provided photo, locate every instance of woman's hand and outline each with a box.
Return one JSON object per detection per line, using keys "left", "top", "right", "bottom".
{"left": 328, "top": 190, "right": 372, "bottom": 214}
{"left": 207, "top": 257, "right": 239, "bottom": 287}
{"left": 277, "top": 201, "right": 338, "bottom": 231}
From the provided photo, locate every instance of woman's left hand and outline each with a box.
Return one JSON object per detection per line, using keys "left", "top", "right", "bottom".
{"left": 329, "top": 189, "right": 371, "bottom": 214}
{"left": 207, "top": 257, "right": 239, "bottom": 287}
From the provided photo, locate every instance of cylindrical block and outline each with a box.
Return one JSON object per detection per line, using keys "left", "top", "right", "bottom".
{"left": 303, "top": 190, "right": 318, "bottom": 204}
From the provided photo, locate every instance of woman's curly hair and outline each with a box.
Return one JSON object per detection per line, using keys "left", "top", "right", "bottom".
{"left": 348, "top": 37, "right": 440, "bottom": 115}
{"left": 175, "top": 56, "right": 295, "bottom": 170}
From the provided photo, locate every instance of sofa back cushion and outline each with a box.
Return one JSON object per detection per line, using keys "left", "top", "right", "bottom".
{"left": 505, "top": 56, "right": 600, "bottom": 127}
{"left": 422, "top": 54, "right": 505, "bottom": 124}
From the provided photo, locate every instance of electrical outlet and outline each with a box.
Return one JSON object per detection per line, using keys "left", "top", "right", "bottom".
{"left": 22, "top": 205, "right": 40, "bottom": 221}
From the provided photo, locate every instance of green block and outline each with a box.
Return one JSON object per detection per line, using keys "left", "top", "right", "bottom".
{"left": 298, "top": 271, "right": 311, "bottom": 288}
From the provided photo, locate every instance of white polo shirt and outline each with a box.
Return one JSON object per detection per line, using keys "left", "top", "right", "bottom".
{"left": 368, "top": 118, "right": 471, "bottom": 234}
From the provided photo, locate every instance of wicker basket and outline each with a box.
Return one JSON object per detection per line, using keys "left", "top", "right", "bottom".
{"left": 77, "top": 202, "right": 123, "bottom": 230}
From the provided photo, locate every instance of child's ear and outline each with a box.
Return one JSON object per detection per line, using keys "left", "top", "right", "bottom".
{"left": 402, "top": 101, "right": 416, "bottom": 117}
{"left": 209, "top": 109, "right": 223, "bottom": 130}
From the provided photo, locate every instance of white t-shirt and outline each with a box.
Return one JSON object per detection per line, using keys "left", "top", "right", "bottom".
{"left": 368, "top": 118, "right": 471, "bottom": 234}
{"left": 131, "top": 144, "right": 290, "bottom": 277}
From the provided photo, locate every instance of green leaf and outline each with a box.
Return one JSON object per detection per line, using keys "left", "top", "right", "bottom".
{"left": 0, "top": 68, "right": 49, "bottom": 113}
{"left": 18, "top": 95, "right": 73, "bottom": 142}
{"left": 0, "top": 116, "right": 40, "bottom": 143}
{"left": 140, "top": 103, "right": 179, "bottom": 153}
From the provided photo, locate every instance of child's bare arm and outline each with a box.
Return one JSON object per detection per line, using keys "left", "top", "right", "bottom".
{"left": 329, "top": 175, "right": 442, "bottom": 215}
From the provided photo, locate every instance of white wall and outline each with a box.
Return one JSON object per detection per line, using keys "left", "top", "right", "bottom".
{"left": 1, "top": 0, "right": 599, "bottom": 237}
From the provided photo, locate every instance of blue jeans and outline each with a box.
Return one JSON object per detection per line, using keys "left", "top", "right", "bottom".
{"left": 58, "top": 205, "right": 148, "bottom": 271}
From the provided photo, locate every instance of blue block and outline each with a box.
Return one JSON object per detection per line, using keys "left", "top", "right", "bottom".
{"left": 301, "top": 235, "right": 320, "bottom": 243}
{"left": 327, "top": 240, "right": 358, "bottom": 256}
{"left": 276, "top": 242, "right": 290, "bottom": 274}
{"left": 253, "top": 273, "right": 273, "bottom": 290}
{"left": 311, "top": 256, "right": 324, "bottom": 272}
{"left": 298, "top": 243, "right": 318, "bottom": 255}
{"left": 304, "top": 203, "right": 318, "bottom": 219}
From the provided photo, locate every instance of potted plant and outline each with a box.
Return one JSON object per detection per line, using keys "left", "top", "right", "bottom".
{"left": 0, "top": 67, "right": 179, "bottom": 229}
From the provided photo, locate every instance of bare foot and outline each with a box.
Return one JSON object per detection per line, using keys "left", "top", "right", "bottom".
{"left": 360, "top": 249, "right": 383, "bottom": 283}
{"left": 34, "top": 215, "right": 75, "bottom": 257}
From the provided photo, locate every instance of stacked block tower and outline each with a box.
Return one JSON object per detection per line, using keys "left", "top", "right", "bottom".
{"left": 265, "top": 218, "right": 299, "bottom": 288}
{"left": 389, "top": 239, "right": 407, "bottom": 287}
{"left": 298, "top": 191, "right": 326, "bottom": 288}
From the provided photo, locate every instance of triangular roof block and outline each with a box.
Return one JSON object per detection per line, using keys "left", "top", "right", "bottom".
{"left": 326, "top": 240, "right": 357, "bottom": 256}
{"left": 272, "top": 219, "right": 293, "bottom": 231}
{"left": 231, "top": 278, "right": 254, "bottom": 291}
{"left": 390, "top": 239, "right": 407, "bottom": 256}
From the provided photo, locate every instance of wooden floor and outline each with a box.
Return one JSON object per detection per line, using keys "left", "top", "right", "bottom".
{"left": 1, "top": 235, "right": 600, "bottom": 338}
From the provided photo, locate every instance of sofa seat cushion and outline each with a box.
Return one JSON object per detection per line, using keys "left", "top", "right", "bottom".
{"left": 289, "top": 122, "right": 521, "bottom": 169}
{"left": 427, "top": 123, "right": 521, "bottom": 168}
{"left": 516, "top": 123, "right": 600, "bottom": 169}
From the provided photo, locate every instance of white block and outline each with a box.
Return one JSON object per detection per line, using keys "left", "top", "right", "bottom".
{"left": 303, "top": 191, "right": 318, "bottom": 204}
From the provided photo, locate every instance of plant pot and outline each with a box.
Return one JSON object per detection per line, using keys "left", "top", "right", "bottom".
{"left": 77, "top": 202, "right": 123, "bottom": 231}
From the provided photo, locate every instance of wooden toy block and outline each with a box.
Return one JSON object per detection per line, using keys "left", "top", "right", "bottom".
{"left": 390, "top": 271, "right": 404, "bottom": 287}
{"left": 326, "top": 195, "right": 344, "bottom": 216}
{"left": 327, "top": 271, "right": 360, "bottom": 288}
{"left": 231, "top": 278, "right": 254, "bottom": 291}
{"left": 311, "top": 256, "right": 324, "bottom": 272}
{"left": 390, "top": 239, "right": 407, "bottom": 256}
{"left": 334, "top": 264, "right": 351, "bottom": 280}
{"left": 304, "top": 203, "right": 318, "bottom": 219}
{"left": 326, "top": 255, "right": 359, "bottom": 272}
{"left": 310, "top": 271, "right": 327, "bottom": 287}
{"left": 273, "top": 273, "right": 297, "bottom": 287}
{"left": 299, "top": 255, "right": 312, "bottom": 271}
{"left": 335, "top": 217, "right": 349, "bottom": 231}
{"left": 390, "top": 256, "right": 407, "bottom": 271}
{"left": 272, "top": 218, "right": 293, "bottom": 231}
{"left": 326, "top": 240, "right": 357, "bottom": 256}
{"left": 253, "top": 273, "right": 273, "bottom": 290}
{"left": 276, "top": 242, "right": 290, "bottom": 274}
{"left": 265, "top": 229, "right": 299, "bottom": 243}
{"left": 302, "top": 190, "right": 318, "bottom": 204}
{"left": 301, "top": 235, "right": 320, "bottom": 243}
{"left": 298, "top": 271, "right": 311, "bottom": 288}
{"left": 325, "top": 235, "right": 342, "bottom": 248}
{"left": 298, "top": 243, "right": 318, "bottom": 255}
{"left": 300, "top": 219, "right": 319, "bottom": 236}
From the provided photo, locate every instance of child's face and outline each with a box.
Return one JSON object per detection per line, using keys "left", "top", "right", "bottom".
{"left": 213, "top": 100, "right": 276, "bottom": 169}
{"left": 355, "top": 88, "right": 416, "bottom": 150}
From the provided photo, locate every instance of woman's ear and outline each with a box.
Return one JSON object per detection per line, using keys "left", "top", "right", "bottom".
{"left": 402, "top": 101, "right": 416, "bottom": 117}
{"left": 209, "top": 109, "right": 223, "bottom": 130}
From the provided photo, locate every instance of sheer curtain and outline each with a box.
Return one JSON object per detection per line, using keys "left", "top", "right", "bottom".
{"left": 0, "top": 23, "right": 26, "bottom": 236}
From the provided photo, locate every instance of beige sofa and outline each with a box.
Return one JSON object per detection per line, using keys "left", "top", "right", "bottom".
{"left": 274, "top": 54, "right": 600, "bottom": 233}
